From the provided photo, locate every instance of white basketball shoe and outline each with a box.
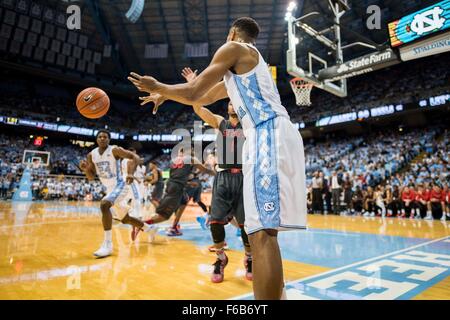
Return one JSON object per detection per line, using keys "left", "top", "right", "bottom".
{"left": 93, "top": 240, "right": 113, "bottom": 258}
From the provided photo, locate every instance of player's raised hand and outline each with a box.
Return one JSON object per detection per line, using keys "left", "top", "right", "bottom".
{"left": 139, "top": 93, "right": 167, "bottom": 114}
{"left": 79, "top": 160, "right": 88, "bottom": 171}
{"left": 128, "top": 72, "right": 159, "bottom": 93}
{"left": 181, "top": 67, "right": 198, "bottom": 83}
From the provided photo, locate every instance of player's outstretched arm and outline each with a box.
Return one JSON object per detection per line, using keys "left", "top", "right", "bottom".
{"left": 80, "top": 153, "right": 96, "bottom": 181}
{"left": 112, "top": 147, "right": 140, "bottom": 184}
{"left": 139, "top": 80, "right": 227, "bottom": 114}
{"left": 192, "top": 105, "right": 224, "bottom": 129}
{"left": 128, "top": 42, "right": 240, "bottom": 105}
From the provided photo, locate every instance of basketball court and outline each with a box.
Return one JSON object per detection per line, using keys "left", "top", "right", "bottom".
{"left": 1, "top": 198, "right": 449, "bottom": 300}
{"left": 0, "top": 0, "right": 450, "bottom": 302}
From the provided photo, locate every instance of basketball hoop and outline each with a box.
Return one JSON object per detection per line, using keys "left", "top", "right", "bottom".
{"left": 290, "top": 77, "right": 314, "bottom": 106}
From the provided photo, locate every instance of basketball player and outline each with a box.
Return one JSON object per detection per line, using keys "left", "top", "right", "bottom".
{"left": 135, "top": 153, "right": 147, "bottom": 206}
{"left": 179, "top": 67, "right": 251, "bottom": 282}
{"left": 79, "top": 130, "right": 155, "bottom": 258}
{"left": 187, "top": 169, "right": 210, "bottom": 229}
{"left": 129, "top": 17, "right": 307, "bottom": 299}
{"left": 134, "top": 148, "right": 215, "bottom": 239}
{"left": 147, "top": 162, "right": 164, "bottom": 208}
{"left": 166, "top": 167, "right": 213, "bottom": 235}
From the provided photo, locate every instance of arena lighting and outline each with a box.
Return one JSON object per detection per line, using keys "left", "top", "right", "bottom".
{"left": 287, "top": 2, "right": 297, "bottom": 12}
{"left": 285, "top": 2, "right": 297, "bottom": 21}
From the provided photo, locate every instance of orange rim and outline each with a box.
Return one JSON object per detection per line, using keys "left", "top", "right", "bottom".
{"left": 290, "top": 77, "right": 314, "bottom": 88}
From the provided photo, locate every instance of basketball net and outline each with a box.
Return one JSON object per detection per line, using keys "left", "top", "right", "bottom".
{"left": 290, "top": 77, "right": 314, "bottom": 106}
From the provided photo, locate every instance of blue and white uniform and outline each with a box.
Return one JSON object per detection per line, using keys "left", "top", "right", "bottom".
{"left": 121, "top": 158, "right": 142, "bottom": 218}
{"left": 223, "top": 42, "right": 307, "bottom": 234}
{"left": 91, "top": 145, "right": 130, "bottom": 219}
{"left": 135, "top": 164, "right": 146, "bottom": 203}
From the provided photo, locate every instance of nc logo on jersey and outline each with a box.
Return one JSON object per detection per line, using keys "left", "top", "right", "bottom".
{"left": 410, "top": 6, "right": 445, "bottom": 36}
{"left": 238, "top": 106, "right": 247, "bottom": 119}
{"left": 264, "top": 202, "right": 275, "bottom": 212}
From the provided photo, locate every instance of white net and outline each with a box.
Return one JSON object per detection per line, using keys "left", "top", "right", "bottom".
{"left": 290, "top": 78, "right": 314, "bottom": 106}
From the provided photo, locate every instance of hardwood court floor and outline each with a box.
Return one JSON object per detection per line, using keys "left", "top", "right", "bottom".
{"left": 0, "top": 200, "right": 449, "bottom": 300}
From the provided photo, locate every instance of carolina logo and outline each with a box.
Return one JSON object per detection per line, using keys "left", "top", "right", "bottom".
{"left": 411, "top": 6, "right": 445, "bottom": 36}
{"left": 264, "top": 202, "right": 275, "bottom": 212}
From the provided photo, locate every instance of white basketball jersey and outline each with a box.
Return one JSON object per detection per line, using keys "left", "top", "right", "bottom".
{"left": 91, "top": 145, "right": 122, "bottom": 190}
{"left": 121, "top": 158, "right": 130, "bottom": 180}
{"left": 223, "top": 42, "right": 290, "bottom": 131}
{"left": 121, "top": 161, "right": 145, "bottom": 180}
{"left": 136, "top": 165, "right": 146, "bottom": 181}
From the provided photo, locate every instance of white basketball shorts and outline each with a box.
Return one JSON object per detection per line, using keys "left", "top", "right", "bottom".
{"left": 242, "top": 116, "right": 308, "bottom": 234}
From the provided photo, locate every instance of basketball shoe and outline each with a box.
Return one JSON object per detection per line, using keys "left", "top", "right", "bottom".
{"left": 196, "top": 215, "right": 209, "bottom": 230}
{"left": 132, "top": 224, "right": 158, "bottom": 242}
{"left": 166, "top": 226, "right": 183, "bottom": 236}
{"left": 93, "top": 240, "right": 113, "bottom": 258}
{"left": 211, "top": 253, "right": 228, "bottom": 283}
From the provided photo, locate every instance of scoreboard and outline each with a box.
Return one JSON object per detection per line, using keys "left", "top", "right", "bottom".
{"left": 388, "top": 0, "right": 450, "bottom": 48}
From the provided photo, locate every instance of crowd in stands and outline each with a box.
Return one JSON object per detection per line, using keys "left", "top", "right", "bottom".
{"left": 30, "top": 177, "right": 105, "bottom": 201}
{"left": 1, "top": 125, "right": 447, "bottom": 222}
{"left": 1, "top": 52, "right": 449, "bottom": 214}
{"left": 3, "top": 53, "right": 447, "bottom": 135}
{"left": 307, "top": 128, "right": 449, "bottom": 220}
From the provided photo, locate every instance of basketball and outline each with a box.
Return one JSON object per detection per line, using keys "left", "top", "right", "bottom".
{"left": 76, "top": 87, "right": 110, "bottom": 119}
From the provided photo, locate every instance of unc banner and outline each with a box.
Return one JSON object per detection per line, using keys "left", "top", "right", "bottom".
{"left": 389, "top": 0, "right": 450, "bottom": 48}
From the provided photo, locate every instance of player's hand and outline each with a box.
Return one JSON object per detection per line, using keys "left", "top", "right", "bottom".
{"left": 79, "top": 160, "right": 88, "bottom": 172}
{"left": 181, "top": 67, "right": 198, "bottom": 83}
{"left": 139, "top": 93, "right": 167, "bottom": 114}
{"left": 128, "top": 72, "right": 159, "bottom": 93}
{"left": 126, "top": 175, "right": 134, "bottom": 184}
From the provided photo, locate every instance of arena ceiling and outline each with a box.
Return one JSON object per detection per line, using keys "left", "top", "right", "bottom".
{"left": 86, "top": 0, "right": 439, "bottom": 84}
{"left": 3, "top": 0, "right": 441, "bottom": 90}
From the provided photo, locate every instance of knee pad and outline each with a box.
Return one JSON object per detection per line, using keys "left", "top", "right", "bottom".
{"left": 210, "top": 223, "right": 226, "bottom": 244}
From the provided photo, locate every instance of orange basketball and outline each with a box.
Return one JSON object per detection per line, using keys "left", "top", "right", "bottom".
{"left": 76, "top": 87, "right": 110, "bottom": 119}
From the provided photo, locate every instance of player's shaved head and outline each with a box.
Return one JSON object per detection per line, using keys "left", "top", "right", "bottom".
{"left": 230, "top": 17, "right": 260, "bottom": 42}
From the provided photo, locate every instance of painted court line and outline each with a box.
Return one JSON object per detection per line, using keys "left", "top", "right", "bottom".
{"left": 230, "top": 235, "right": 450, "bottom": 300}
{"left": 0, "top": 220, "right": 90, "bottom": 228}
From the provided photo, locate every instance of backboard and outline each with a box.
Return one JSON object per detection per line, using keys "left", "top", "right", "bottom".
{"left": 22, "top": 150, "right": 51, "bottom": 167}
